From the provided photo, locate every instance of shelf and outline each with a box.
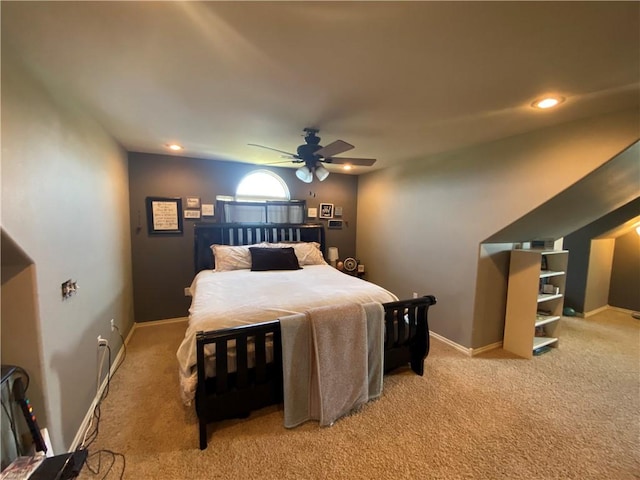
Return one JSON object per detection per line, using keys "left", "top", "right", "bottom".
{"left": 504, "top": 248, "right": 568, "bottom": 359}
{"left": 540, "top": 270, "right": 565, "bottom": 279}
{"left": 535, "top": 315, "right": 560, "bottom": 327}
{"left": 533, "top": 336, "right": 558, "bottom": 350}
{"left": 537, "top": 293, "right": 563, "bottom": 303}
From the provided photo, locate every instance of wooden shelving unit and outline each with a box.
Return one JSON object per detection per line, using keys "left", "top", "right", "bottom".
{"left": 503, "top": 249, "right": 568, "bottom": 359}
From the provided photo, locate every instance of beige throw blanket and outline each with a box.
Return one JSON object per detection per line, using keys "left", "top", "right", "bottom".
{"left": 280, "top": 302, "right": 384, "bottom": 428}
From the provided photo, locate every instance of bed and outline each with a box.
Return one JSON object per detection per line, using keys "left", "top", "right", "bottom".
{"left": 178, "top": 223, "right": 437, "bottom": 449}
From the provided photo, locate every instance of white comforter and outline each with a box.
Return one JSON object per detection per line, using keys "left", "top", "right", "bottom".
{"left": 176, "top": 265, "right": 397, "bottom": 402}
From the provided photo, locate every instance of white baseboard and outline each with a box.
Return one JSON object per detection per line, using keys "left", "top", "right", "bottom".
{"left": 470, "top": 341, "right": 503, "bottom": 356}
{"left": 607, "top": 306, "right": 634, "bottom": 315}
{"left": 429, "top": 331, "right": 471, "bottom": 356}
{"left": 430, "top": 332, "right": 502, "bottom": 357}
{"left": 70, "top": 324, "right": 135, "bottom": 451}
{"left": 133, "top": 316, "right": 188, "bottom": 328}
{"left": 582, "top": 305, "right": 610, "bottom": 318}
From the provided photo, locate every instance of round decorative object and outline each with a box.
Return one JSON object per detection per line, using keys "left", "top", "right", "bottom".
{"left": 343, "top": 257, "right": 357, "bottom": 272}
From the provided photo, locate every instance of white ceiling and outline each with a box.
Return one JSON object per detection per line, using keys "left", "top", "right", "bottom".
{"left": 2, "top": 1, "right": 639, "bottom": 174}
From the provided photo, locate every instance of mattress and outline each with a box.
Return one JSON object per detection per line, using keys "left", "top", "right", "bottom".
{"left": 176, "top": 264, "right": 398, "bottom": 403}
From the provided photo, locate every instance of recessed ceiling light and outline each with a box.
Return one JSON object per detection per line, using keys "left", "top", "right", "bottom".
{"left": 167, "top": 144, "right": 183, "bottom": 151}
{"left": 532, "top": 96, "right": 565, "bottom": 109}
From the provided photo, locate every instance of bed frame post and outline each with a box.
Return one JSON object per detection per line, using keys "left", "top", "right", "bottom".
{"left": 409, "top": 295, "right": 436, "bottom": 375}
{"left": 195, "top": 331, "right": 208, "bottom": 449}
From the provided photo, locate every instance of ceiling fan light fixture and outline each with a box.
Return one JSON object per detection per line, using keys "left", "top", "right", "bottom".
{"left": 342, "top": 165, "right": 352, "bottom": 171}
{"left": 315, "top": 164, "right": 330, "bottom": 181}
{"left": 296, "top": 165, "right": 313, "bottom": 183}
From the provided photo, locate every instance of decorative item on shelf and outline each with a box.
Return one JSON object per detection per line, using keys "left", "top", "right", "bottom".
{"left": 532, "top": 239, "right": 555, "bottom": 250}
{"left": 533, "top": 346, "right": 552, "bottom": 356}
{"left": 342, "top": 257, "right": 362, "bottom": 277}
{"left": 343, "top": 257, "right": 357, "bottom": 273}
{"left": 541, "top": 283, "right": 555, "bottom": 294}
{"left": 327, "top": 247, "right": 339, "bottom": 267}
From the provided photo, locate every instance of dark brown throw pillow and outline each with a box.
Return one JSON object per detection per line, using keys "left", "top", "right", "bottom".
{"left": 249, "top": 247, "right": 301, "bottom": 271}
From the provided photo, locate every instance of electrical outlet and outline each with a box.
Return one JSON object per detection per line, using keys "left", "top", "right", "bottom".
{"left": 110, "top": 319, "right": 115, "bottom": 331}
{"left": 184, "top": 287, "right": 191, "bottom": 297}
{"left": 61, "top": 279, "right": 78, "bottom": 299}
{"left": 97, "top": 335, "right": 108, "bottom": 347}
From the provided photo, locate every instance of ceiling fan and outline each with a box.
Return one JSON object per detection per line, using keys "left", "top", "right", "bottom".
{"left": 248, "top": 128, "right": 376, "bottom": 183}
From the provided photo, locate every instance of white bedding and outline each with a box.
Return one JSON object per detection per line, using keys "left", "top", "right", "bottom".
{"left": 176, "top": 265, "right": 398, "bottom": 403}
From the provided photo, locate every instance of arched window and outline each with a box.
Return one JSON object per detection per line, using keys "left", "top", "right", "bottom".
{"left": 235, "top": 170, "right": 290, "bottom": 202}
{"left": 221, "top": 170, "right": 303, "bottom": 223}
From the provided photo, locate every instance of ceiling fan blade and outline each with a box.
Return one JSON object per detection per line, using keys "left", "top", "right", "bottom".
{"left": 314, "top": 140, "right": 354, "bottom": 158}
{"left": 248, "top": 143, "right": 298, "bottom": 157}
{"left": 323, "top": 157, "right": 377, "bottom": 167}
{"left": 264, "top": 159, "right": 304, "bottom": 165}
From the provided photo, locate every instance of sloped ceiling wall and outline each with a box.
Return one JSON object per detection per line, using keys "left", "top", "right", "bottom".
{"left": 485, "top": 141, "right": 640, "bottom": 243}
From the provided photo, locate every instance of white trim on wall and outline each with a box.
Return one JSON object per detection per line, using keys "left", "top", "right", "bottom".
{"left": 430, "top": 331, "right": 502, "bottom": 357}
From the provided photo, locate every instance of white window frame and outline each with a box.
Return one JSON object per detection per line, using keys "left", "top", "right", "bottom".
{"left": 235, "top": 169, "right": 290, "bottom": 202}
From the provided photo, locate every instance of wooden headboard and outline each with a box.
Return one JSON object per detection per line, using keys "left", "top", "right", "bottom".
{"left": 194, "top": 223, "right": 326, "bottom": 273}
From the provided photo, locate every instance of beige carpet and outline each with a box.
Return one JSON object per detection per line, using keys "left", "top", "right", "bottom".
{"left": 78, "top": 309, "right": 639, "bottom": 480}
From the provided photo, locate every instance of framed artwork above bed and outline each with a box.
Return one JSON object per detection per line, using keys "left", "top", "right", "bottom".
{"left": 146, "top": 196, "right": 183, "bottom": 235}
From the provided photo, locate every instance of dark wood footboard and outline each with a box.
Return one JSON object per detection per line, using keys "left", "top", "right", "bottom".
{"left": 195, "top": 295, "right": 436, "bottom": 449}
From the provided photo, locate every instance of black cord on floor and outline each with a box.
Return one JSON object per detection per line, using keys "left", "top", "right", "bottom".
{"left": 84, "top": 449, "right": 125, "bottom": 480}
{"left": 1, "top": 397, "right": 23, "bottom": 456}
{"left": 1, "top": 366, "right": 31, "bottom": 457}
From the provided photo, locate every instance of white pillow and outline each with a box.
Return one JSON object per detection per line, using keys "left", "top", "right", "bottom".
{"left": 266, "top": 242, "right": 327, "bottom": 266}
{"left": 211, "top": 243, "right": 269, "bottom": 271}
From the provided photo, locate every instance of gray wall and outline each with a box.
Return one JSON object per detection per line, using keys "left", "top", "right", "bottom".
{"left": 1, "top": 50, "right": 134, "bottom": 452}
{"left": 564, "top": 198, "right": 640, "bottom": 313}
{"left": 128, "top": 152, "right": 359, "bottom": 322}
{"left": 357, "top": 109, "right": 639, "bottom": 349}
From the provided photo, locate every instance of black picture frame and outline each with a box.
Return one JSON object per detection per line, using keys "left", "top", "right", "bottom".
{"left": 328, "top": 219, "right": 343, "bottom": 229}
{"left": 319, "top": 203, "right": 334, "bottom": 219}
{"left": 146, "top": 196, "right": 183, "bottom": 234}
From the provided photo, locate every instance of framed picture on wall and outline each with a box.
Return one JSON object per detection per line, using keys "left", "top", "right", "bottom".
{"left": 201, "top": 204, "right": 215, "bottom": 217}
{"left": 186, "top": 196, "right": 201, "bottom": 209}
{"left": 146, "top": 197, "right": 183, "bottom": 234}
{"left": 319, "top": 203, "right": 334, "bottom": 219}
